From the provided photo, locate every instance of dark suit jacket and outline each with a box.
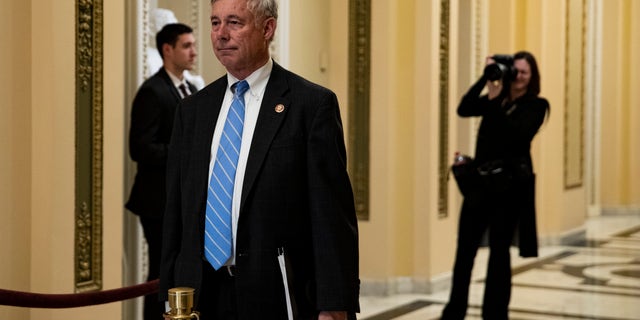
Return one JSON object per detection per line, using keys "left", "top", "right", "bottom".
{"left": 126, "top": 67, "right": 197, "bottom": 218}
{"left": 159, "top": 62, "right": 360, "bottom": 319}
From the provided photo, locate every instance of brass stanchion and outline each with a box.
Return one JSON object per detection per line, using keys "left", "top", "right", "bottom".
{"left": 163, "top": 287, "right": 200, "bottom": 320}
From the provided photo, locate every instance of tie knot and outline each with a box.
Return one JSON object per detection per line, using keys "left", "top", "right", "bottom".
{"left": 233, "top": 80, "right": 249, "bottom": 97}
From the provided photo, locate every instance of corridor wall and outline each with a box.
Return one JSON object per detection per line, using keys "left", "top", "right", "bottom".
{"left": 0, "top": 0, "right": 125, "bottom": 319}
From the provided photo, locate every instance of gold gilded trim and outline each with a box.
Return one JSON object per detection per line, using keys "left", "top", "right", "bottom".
{"left": 564, "top": 0, "right": 586, "bottom": 189}
{"left": 75, "top": 0, "right": 103, "bottom": 293}
{"left": 438, "top": 0, "right": 451, "bottom": 218}
{"left": 348, "top": 0, "right": 371, "bottom": 220}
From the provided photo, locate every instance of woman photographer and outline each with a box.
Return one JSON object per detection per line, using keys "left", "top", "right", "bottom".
{"left": 441, "top": 51, "right": 549, "bottom": 320}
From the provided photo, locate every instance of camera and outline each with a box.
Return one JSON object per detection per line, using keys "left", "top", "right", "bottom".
{"left": 483, "top": 54, "right": 517, "bottom": 81}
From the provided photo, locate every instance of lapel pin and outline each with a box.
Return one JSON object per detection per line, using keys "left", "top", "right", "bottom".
{"left": 275, "top": 104, "right": 285, "bottom": 113}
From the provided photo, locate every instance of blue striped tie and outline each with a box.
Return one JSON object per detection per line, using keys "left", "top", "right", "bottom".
{"left": 204, "top": 80, "right": 249, "bottom": 270}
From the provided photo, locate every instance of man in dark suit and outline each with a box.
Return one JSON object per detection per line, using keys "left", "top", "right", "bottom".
{"left": 126, "top": 23, "right": 198, "bottom": 320}
{"left": 159, "top": 1, "right": 360, "bottom": 319}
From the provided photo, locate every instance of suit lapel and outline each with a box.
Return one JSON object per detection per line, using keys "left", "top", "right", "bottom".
{"left": 187, "top": 81, "right": 198, "bottom": 95}
{"left": 158, "top": 68, "right": 182, "bottom": 101}
{"left": 240, "top": 64, "right": 290, "bottom": 210}
{"left": 193, "top": 78, "right": 228, "bottom": 210}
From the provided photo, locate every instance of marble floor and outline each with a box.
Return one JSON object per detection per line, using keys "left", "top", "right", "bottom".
{"left": 358, "top": 214, "right": 640, "bottom": 320}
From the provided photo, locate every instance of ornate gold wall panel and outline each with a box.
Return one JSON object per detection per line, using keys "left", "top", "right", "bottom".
{"left": 75, "top": 0, "right": 103, "bottom": 293}
{"left": 438, "top": 0, "right": 451, "bottom": 218}
{"left": 564, "top": 0, "right": 586, "bottom": 189}
{"left": 348, "top": 0, "right": 371, "bottom": 220}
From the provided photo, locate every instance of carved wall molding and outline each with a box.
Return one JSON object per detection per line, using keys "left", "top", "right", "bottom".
{"left": 142, "top": 0, "right": 150, "bottom": 80}
{"left": 564, "top": 0, "right": 586, "bottom": 189}
{"left": 438, "top": 0, "right": 451, "bottom": 218}
{"left": 473, "top": 0, "right": 487, "bottom": 78}
{"left": 348, "top": 0, "right": 371, "bottom": 220}
{"left": 75, "top": 0, "right": 103, "bottom": 293}
{"left": 189, "top": 0, "right": 198, "bottom": 37}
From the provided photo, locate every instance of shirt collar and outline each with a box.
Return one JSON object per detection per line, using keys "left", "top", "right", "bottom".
{"left": 165, "top": 68, "right": 187, "bottom": 88}
{"left": 226, "top": 59, "right": 273, "bottom": 97}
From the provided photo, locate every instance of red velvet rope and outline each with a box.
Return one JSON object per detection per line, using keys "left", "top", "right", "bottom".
{"left": 0, "top": 279, "right": 159, "bottom": 308}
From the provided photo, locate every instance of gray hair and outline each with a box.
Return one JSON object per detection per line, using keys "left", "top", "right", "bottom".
{"left": 211, "top": 0, "right": 278, "bottom": 23}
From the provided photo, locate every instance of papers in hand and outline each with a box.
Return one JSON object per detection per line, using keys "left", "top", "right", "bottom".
{"left": 278, "top": 247, "right": 294, "bottom": 320}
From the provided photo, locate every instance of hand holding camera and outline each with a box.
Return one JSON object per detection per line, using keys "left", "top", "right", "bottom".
{"left": 484, "top": 54, "right": 517, "bottom": 99}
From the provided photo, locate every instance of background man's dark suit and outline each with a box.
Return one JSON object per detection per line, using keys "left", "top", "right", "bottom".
{"left": 160, "top": 62, "right": 360, "bottom": 319}
{"left": 127, "top": 67, "right": 196, "bottom": 319}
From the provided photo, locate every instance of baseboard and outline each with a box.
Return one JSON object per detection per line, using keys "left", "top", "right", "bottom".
{"left": 360, "top": 210, "right": 640, "bottom": 297}
{"left": 360, "top": 273, "right": 451, "bottom": 296}
{"left": 601, "top": 206, "right": 640, "bottom": 216}
{"left": 538, "top": 226, "right": 586, "bottom": 246}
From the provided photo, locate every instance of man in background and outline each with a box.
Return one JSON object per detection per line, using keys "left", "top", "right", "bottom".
{"left": 126, "top": 23, "right": 198, "bottom": 320}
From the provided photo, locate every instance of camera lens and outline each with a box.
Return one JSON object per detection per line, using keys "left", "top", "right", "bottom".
{"left": 483, "top": 63, "right": 507, "bottom": 81}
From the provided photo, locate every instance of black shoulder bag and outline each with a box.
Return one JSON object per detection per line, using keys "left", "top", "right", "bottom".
{"left": 450, "top": 153, "right": 479, "bottom": 196}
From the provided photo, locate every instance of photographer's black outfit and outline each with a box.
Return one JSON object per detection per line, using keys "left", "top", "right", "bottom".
{"left": 442, "top": 75, "right": 548, "bottom": 320}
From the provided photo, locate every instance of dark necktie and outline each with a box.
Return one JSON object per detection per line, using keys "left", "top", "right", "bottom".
{"left": 178, "top": 83, "right": 190, "bottom": 98}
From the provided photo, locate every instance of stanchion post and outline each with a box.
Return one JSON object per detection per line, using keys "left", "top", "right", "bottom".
{"left": 163, "top": 287, "right": 200, "bottom": 320}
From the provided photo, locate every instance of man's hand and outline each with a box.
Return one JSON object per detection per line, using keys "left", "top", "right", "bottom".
{"left": 319, "top": 311, "right": 347, "bottom": 320}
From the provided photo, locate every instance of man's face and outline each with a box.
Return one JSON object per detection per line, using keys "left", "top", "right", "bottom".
{"left": 210, "top": 0, "right": 276, "bottom": 79}
{"left": 165, "top": 33, "right": 197, "bottom": 73}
